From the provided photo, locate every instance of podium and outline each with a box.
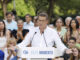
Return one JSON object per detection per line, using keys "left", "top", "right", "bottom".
{"left": 17, "top": 47, "right": 64, "bottom": 58}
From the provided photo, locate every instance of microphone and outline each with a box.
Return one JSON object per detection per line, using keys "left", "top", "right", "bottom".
{"left": 30, "top": 32, "right": 37, "bottom": 45}
{"left": 42, "top": 32, "right": 48, "bottom": 47}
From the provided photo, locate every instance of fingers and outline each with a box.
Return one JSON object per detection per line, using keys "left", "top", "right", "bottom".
{"left": 66, "top": 49, "right": 73, "bottom": 54}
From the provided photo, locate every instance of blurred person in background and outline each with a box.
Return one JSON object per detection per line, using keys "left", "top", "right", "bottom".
{"left": 4, "top": 38, "right": 17, "bottom": 60}
{"left": 63, "top": 37, "right": 80, "bottom": 60}
{"left": 23, "top": 14, "right": 34, "bottom": 30}
{"left": 11, "top": 19, "right": 29, "bottom": 44}
{"left": 0, "top": 20, "right": 10, "bottom": 60}
{"left": 76, "top": 16, "right": 80, "bottom": 40}
{"left": 33, "top": 16, "right": 38, "bottom": 27}
{"left": 0, "top": 20, "right": 10, "bottom": 49}
{"left": 65, "top": 17, "right": 72, "bottom": 31}
{"left": 53, "top": 37, "right": 80, "bottom": 60}
{"left": 64, "top": 19, "right": 80, "bottom": 44}
{"left": 76, "top": 16, "right": 80, "bottom": 28}
{"left": 64, "top": 48, "right": 80, "bottom": 60}
{"left": 4, "top": 12, "right": 17, "bottom": 31}
{"left": 67, "top": 37, "right": 76, "bottom": 49}
{"left": 55, "top": 18, "right": 67, "bottom": 42}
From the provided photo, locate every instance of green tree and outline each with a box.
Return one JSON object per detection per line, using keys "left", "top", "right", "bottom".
{"left": 7, "top": 0, "right": 35, "bottom": 17}
{"left": 0, "top": 0, "right": 35, "bottom": 18}
{"left": 1, "top": 0, "right": 80, "bottom": 21}
{"left": 26, "top": 0, "right": 80, "bottom": 21}
{"left": 56, "top": 0, "right": 80, "bottom": 16}
{"left": 0, "top": 0, "right": 12, "bottom": 18}
{"left": 24, "top": 0, "right": 48, "bottom": 15}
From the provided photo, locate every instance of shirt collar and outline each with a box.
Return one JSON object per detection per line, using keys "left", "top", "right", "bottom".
{"left": 26, "top": 21, "right": 32, "bottom": 24}
{"left": 6, "top": 20, "right": 13, "bottom": 23}
{"left": 37, "top": 26, "right": 48, "bottom": 33}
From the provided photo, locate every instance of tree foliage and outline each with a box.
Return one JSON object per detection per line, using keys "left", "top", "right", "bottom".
{"left": 0, "top": 0, "right": 80, "bottom": 20}
{"left": 0, "top": 0, "right": 12, "bottom": 18}
{"left": 0, "top": 0, "right": 35, "bottom": 18}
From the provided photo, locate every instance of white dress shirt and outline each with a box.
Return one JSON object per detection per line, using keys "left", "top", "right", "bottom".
{"left": 4, "top": 20, "right": 17, "bottom": 30}
{"left": 17, "top": 26, "right": 67, "bottom": 52}
{"left": 23, "top": 21, "right": 34, "bottom": 30}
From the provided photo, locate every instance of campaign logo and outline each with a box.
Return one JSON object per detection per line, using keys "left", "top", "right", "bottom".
{"left": 23, "top": 50, "right": 28, "bottom": 54}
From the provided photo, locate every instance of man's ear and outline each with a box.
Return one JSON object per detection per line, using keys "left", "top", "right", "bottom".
{"left": 46, "top": 20, "right": 49, "bottom": 24}
{"left": 37, "top": 20, "right": 39, "bottom": 23}
{"left": 67, "top": 42, "right": 69, "bottom": 45}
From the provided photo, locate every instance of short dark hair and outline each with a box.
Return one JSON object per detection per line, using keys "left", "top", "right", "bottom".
{"left": 38, "top": 12, "right": 48, "bottom": 20}
{"left": 25, "top": 14, "right": 31, "bottom": 17}
{"left": 69, "top": 37, "right": 76, "bottom": 42}
{"left": 6, "top": 12, "right": 13, "bottom": 16}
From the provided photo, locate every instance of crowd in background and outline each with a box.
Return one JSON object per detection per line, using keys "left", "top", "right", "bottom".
{"left": 0, "top": 12, "right": 80, "bottom": 60}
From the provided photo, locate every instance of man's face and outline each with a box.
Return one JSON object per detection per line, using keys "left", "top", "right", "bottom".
{"left": 6, "top": 14, "right": 12, "bottom": 22}
{"left": 68, "top": 40, "right": 76, "bottom": 48}
{"left": 38, "top": 16, "right": 48, "bottom": 28}
{"left": 25, "top": 16, "right": 31, "bottom": 23}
